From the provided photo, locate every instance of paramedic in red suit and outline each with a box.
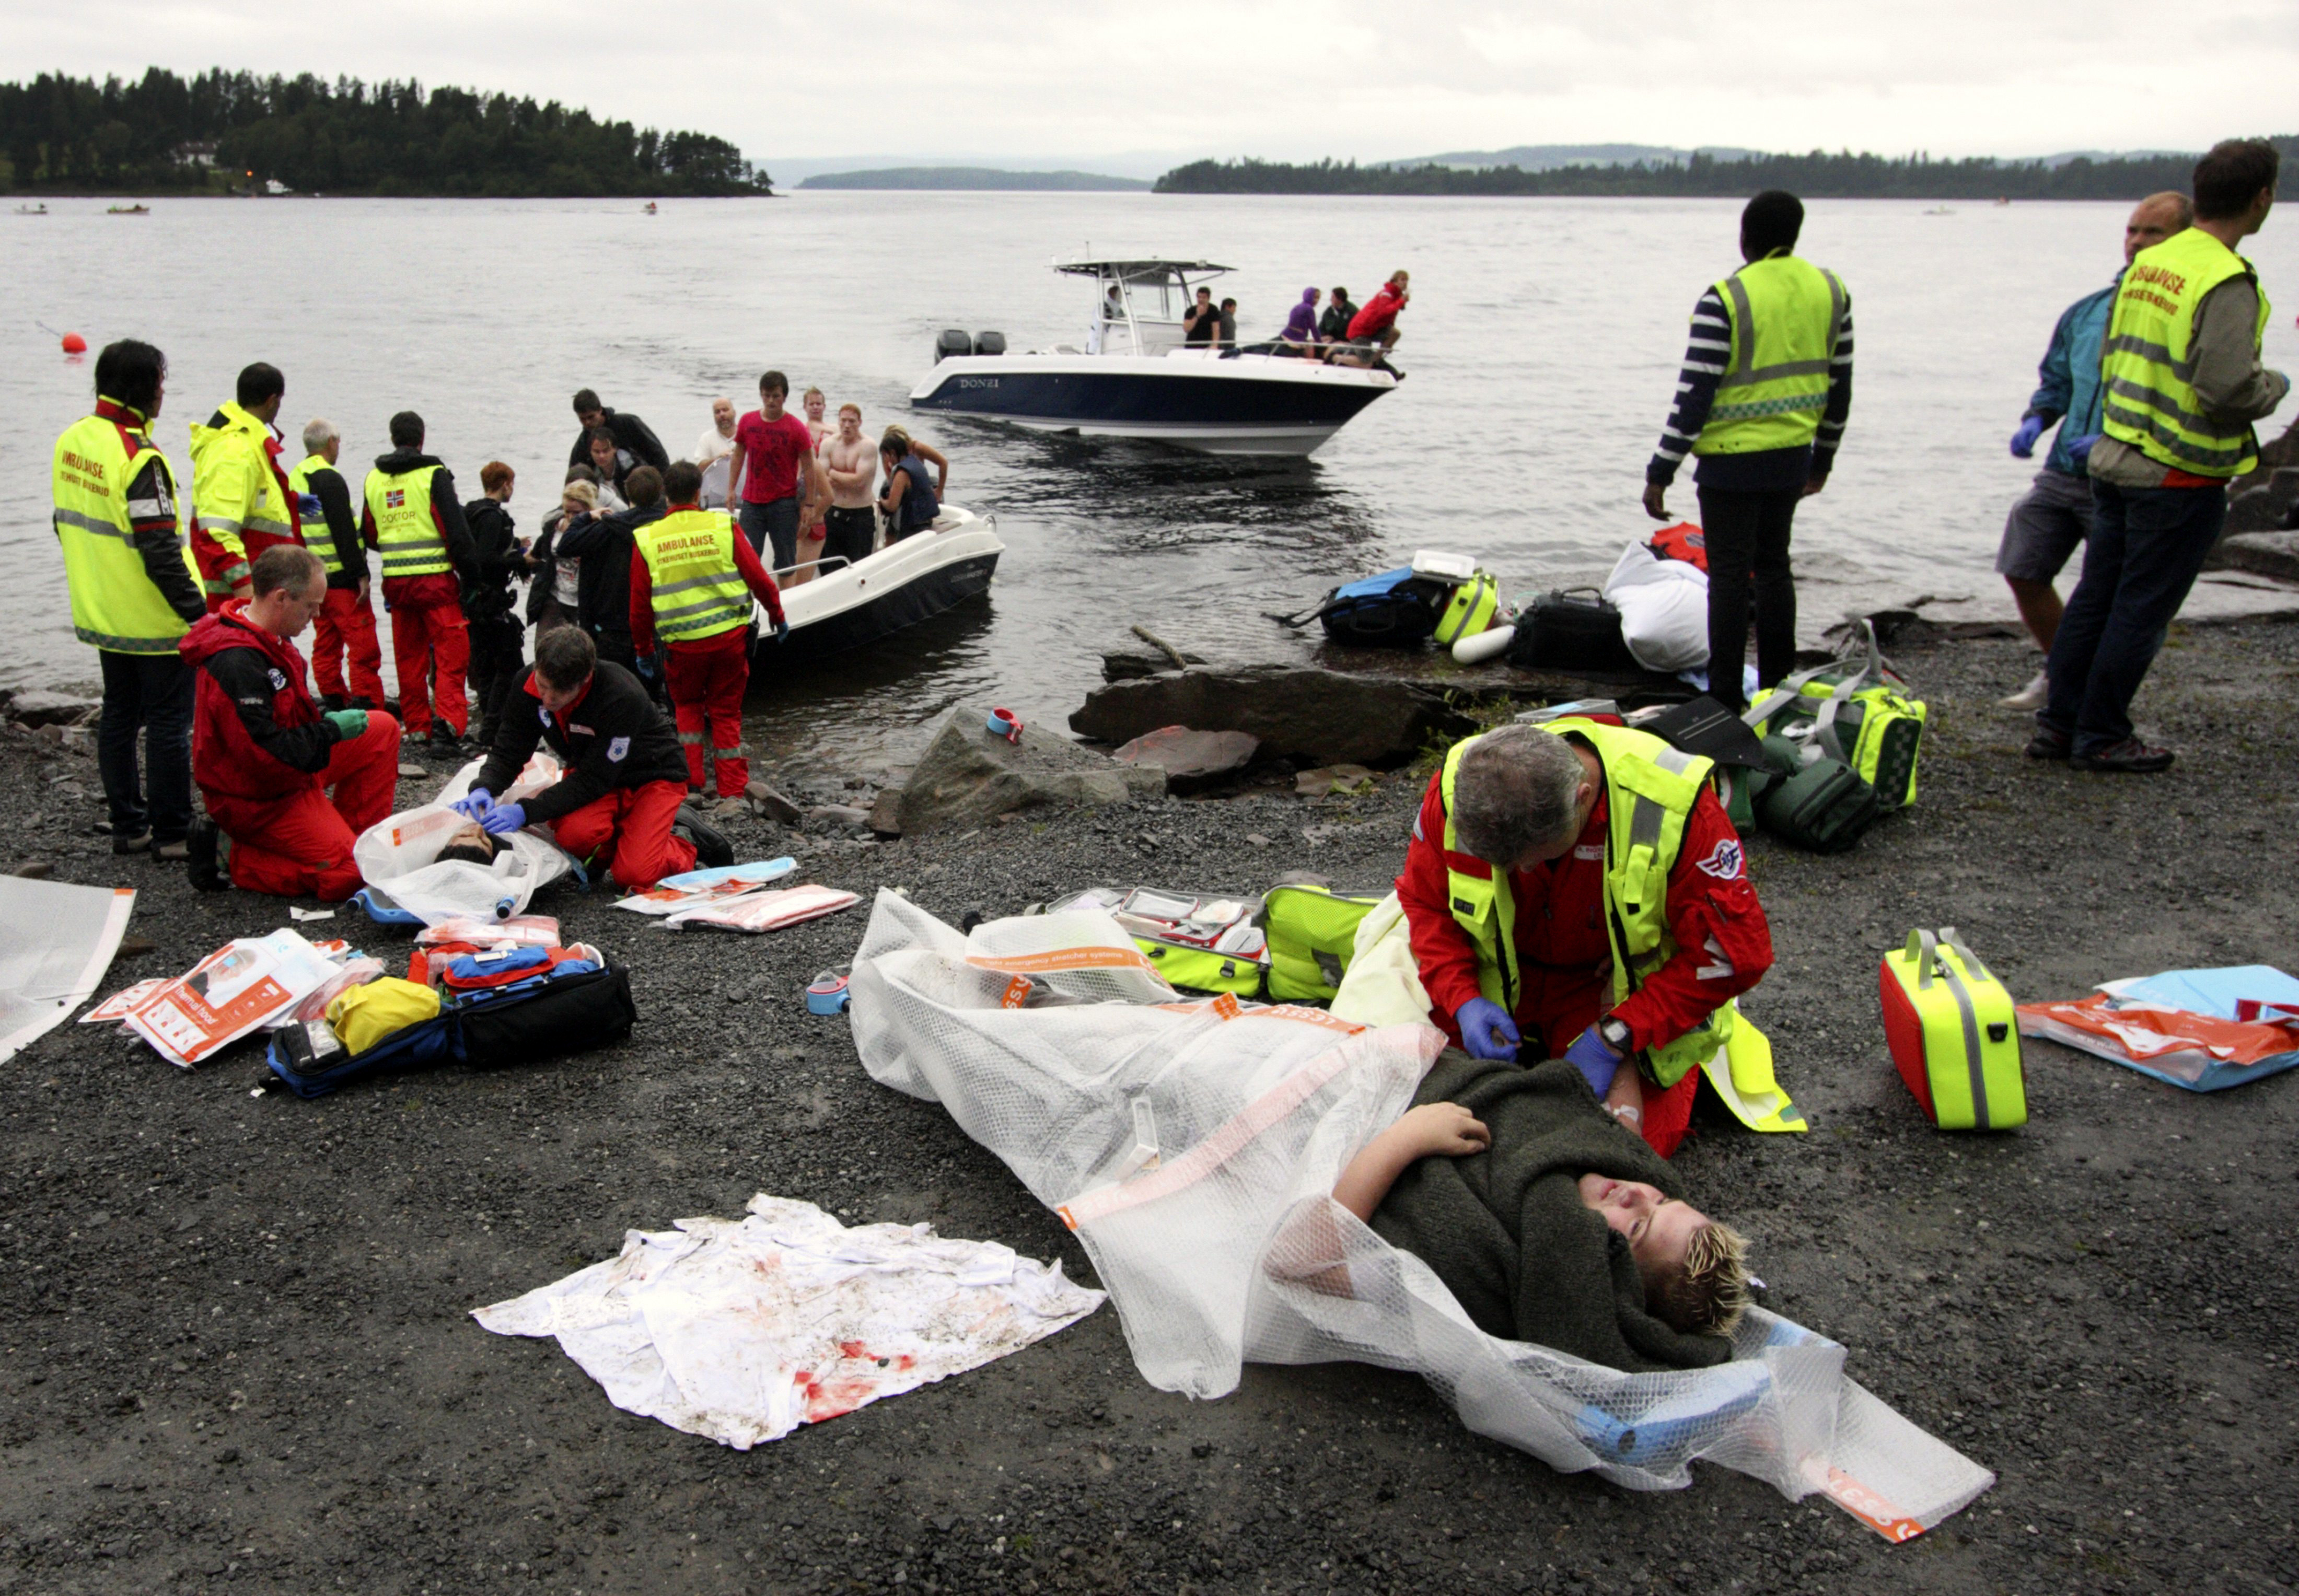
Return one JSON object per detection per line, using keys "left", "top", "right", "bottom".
{"left": 179, "top": 546, "right": 404, "bottom": 898}
{"left": 1396, "top": 720, "right": 1775, "bottom": 1158}
{"left": 457, "top": 626, "right": 730, "bottom": 891}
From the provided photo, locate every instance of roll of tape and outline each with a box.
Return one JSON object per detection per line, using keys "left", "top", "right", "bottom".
{"left": 986, "top": 707, "right": 1024, "bottom": 743}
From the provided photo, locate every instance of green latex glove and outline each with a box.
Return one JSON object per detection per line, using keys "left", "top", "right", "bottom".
{"left": 323, "top": 709, "right": 369, "bottom": 740}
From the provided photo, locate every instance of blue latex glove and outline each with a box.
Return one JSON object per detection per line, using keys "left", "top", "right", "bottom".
{"left": 1454, "top": 997, "right": 1520, "bottom": 1062}
{"left": 479, "top": 800, "right": 527, "bottom": 836}
{"left": 2065, "top": 432, "right": 2100, "bottom": 464}
{"left": 449, "top": 788, "right": 494, "bottom": 821}
{"left": 774, "top": 619, "right": 791, "bottom": 643}
{"left": 1563, "top": 1022, "right": 1624, "bottom": 1098}
{"left": 2008, "top": 415, "right": 2046, "bottom": 459}
{"left": 636, "top": 654, "right": 658, "bottom": 683}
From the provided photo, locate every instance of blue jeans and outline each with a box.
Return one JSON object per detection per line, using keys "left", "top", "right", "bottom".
{"left": 97, "top": 649, "right": 194, "bottom": 842}
{"left": 737, "top": 496, "right": 800, "bottom": 574}
{"left": 2041, "top": 479, "right": 2226, "bottom": 755}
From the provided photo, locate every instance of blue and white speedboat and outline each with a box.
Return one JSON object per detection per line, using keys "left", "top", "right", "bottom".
{"left": 909, "top": 258, "right": 1399, "bottom": 457}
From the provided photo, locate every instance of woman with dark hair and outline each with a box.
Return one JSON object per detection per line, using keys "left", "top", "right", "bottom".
{"left": 877, "top": 430, "right": 940, "bottom": 543}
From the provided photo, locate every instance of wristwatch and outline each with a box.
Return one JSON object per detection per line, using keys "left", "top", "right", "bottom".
{"left": 1596, "top": 1015, "right": 1633, "bottom": 1056}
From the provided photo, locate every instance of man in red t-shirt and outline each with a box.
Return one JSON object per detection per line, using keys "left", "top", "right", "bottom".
{"left": 725, "top": 370, "right": 819, "bottom": 576}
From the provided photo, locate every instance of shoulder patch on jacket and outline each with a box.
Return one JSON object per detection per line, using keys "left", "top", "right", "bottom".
{"left": 1693, "top": 838, "right": 1745, "bottom": 880}
{"left": 607, "top": 736, "right": 629, "bottom": 763}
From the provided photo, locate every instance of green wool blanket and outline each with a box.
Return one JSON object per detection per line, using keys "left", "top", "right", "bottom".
{"left": 1369, "top": 1051, "right": 1733, "bottom": 1372}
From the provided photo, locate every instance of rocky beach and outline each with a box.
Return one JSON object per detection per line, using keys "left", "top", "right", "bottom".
{"left": 1, "top": 615, "right": 2296, "bottom": 1596}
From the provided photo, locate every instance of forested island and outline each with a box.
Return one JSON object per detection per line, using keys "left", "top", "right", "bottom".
{"left": 800, "top": 167, "right": 1148, "bottom": 192}
{"left": 0, "top": 68, "right": 771, "bottom": 196}
{"left": 1155, "top": 142, "right": 2299, "bottom": 200}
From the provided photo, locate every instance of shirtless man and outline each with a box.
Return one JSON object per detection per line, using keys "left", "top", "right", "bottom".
{"left": 818, "top": 403, "right": 879, "bottom": 574}
{"left": 784, "top": 387, "right": 835, "bottom": 584}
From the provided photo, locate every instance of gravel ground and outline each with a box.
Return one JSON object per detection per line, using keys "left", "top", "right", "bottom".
{"left": 3, "top": 617, "right": 2296, "bottom": 1596}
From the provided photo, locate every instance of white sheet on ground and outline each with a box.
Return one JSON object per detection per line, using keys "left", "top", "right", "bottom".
{"left": 473, "top": 1194, "right": 1104, "bottom": 1450}
{"left": 1604, "top": 542, "right": 1711, "bottom": 673}
{"left": 849, "top": 889, "right": 1993, "bottom": 1540}
{"left": 352, "top": 756, "right": 577, "bottom": 926}
{"left": 0, "top": 877, "right": 134, "bottom": 1061}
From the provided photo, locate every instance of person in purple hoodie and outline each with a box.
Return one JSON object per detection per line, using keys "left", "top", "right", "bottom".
{"left": 1276, "top": 287, "right": 1321, "bottom": 357}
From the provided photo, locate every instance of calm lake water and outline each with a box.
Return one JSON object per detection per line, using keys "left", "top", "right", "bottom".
{"left": 9, "top": 192, "right": 2295, "bottom": 773}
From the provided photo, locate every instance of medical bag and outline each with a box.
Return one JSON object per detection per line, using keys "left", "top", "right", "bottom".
{"left": 1756, "top": 748, "right": 1880, "bottom": 853}
{"left": 1314, "top": 567, "right": 1453, "bottom": 646}
{"left": 1261, "top": 883, "right": 1387, "bottom": 1001}
{"left": 1505, "top": 588, "right": 1645, "bottom": 674}
{"left": 266, "top": 957, "right": 635, "bottom": 1099}
{"left": 1432, "top": 571, "right": 1501, "bottom": 647}
{"left": 1879, "top": 928, "right": 2027, "bottom": 1130}
{"left": 1743, "top": 619, "right": 1928, "bottom": 809}
{"left": 1049, "top": 886, "right": 1270, "bottom": 995}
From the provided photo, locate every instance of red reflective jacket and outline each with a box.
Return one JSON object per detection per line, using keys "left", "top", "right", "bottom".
{"left": 179, "top": 602, "right": 337, "bottom": 803}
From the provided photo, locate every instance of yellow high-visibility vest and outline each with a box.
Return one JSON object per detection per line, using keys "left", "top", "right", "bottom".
{"left": 633, "top": 507, "right": 754, "bottom": 644}
{"left": 50, "top": 409, "right": 195, "bottom": 655}
{"left": 287, "top": 453, "right": 346, "bottom": 576}
{"left": 2100, "top": 226, "right": 2274, "bottom": 478}
{"left": 1692, "top": 253, "right": 1847, "bottom": 457}
{"left": 363, "top": 463, "right": 451, "bottom": 578}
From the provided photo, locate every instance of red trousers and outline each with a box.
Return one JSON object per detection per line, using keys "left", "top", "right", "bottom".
{"left": 1523, "top": 983, "right": 1702, "bottom": 1160}
{"left": 546, "top": 778, "right": 695, "bottom": 890}
{"left": 664, "top": 638, "right": 751, "bottom": 797}
{"left": 312, "top": 587, "right": 386, "bottom": 705}
{"left": 384, "top": 585, "right": 469, "bottom": 737}
{"left": 205, "top": 715, "right": 402, "bottom": 900}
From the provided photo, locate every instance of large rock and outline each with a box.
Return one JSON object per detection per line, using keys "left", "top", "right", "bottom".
{"left": 2222, "top": 467, "right": 2299, "bottom": 538}
{"left": 1112, "top": 726, "right": 1260, "bottom": 794}
{"left": 1101, "top": 646, "right": 1207, "bottom": 682}
{"left": 2213, "top": 530, "right": 2299, "bottom": 583}
{"left": 6, "top": 690, "right": 100, "bottom": 728}
{"left": 893, "top": 700, "right": 1160, "bottom": 836}
{"left": 1071, "top": 665, "right": 1475, "bottom": 768}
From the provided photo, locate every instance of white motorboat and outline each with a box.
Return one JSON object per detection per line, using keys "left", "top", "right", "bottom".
{"left": 749, "top": 504, "right": 1002, "bottom": 665}
{"left": 908, "top": 258, "right": 1399, "bottom": 457}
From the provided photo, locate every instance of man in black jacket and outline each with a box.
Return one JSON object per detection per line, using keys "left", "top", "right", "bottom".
{"left": 554, "top": 464, "right": 668, "bottom": 703}
{"left": 456, "top": 627, "right": 729, "bottom": 889}
{"left": 1318, "top": 285, "right": 1358, "bottom": 343}
{"left": 462, "top": 460, "right": 527, "bottom": 749}
{"left": 568, "top": 389, "right": 669, "bottom": 473}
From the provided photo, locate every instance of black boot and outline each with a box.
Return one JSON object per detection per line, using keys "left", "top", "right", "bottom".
{"left": 672, "top": 802, "right": 734, "bottom": 870}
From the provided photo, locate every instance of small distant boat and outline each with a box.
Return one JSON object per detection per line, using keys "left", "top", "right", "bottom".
{"left": 14, "top": 203, "right": 48, "bottom": 216}
{"left": 107, "top": 204, "right": 149, "bottom": 215}
{"left": 751, "top": 505, "right": 1002, "bottom": 663}
{"left": 1923, "top": 205, "right": 1955, "bottom": 216}
{"left": 643, "top": 201, "right": 658, "bottom": 215}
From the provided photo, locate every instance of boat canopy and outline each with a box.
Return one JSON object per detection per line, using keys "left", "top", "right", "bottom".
{"left": 1062, "top": 259, "right": 1235, "bottom": 357}
{"left": 1052, "top": 258, "right": 1235, "bottom": 278}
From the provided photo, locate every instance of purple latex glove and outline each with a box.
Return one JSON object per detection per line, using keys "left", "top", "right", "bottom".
{"left": 2065, "top": 432, "right": 2100, "bottom": 464}
{"left": 2009, "top": 415, "right": 2046, "bottom": 459}
{"left": 1563, "top": 1022, "right": 1623, "bottom": 1097}
{"left": 479, "top": 800, "right": 527, "bottom": 836}
{"left": 1455, "top": 997, "right": 1520, "bottom": 1062}
{"left": 448, "top": 788, "right": 493, "bottom": 821}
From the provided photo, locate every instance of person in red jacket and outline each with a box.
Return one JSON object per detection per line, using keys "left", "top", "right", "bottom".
{"left": 629, "top": 460, "right": 789, "bottom": 814}
{"left": 179, "top": 546, "right": 404, "bottom": 898}
{"left": 1396, "top": 720, "right": 1774, "bottom": 1157}
{"left": 1339, "top": 270, "right": 1410, "bottom": 365}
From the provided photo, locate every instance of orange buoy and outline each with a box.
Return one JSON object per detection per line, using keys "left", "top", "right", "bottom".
{"left": 61, "top": 332, "right": 87, "bottom": 354}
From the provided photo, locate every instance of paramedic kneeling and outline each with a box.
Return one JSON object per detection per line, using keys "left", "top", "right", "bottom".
{"left": 1396, "top": 721, "right": 1775, "bottom": 1157}
{"left": 458, "top": 626, "right": 718, "bottom": 891}
{"left": 180, "top": 546, "right": 403, "bottom": 897}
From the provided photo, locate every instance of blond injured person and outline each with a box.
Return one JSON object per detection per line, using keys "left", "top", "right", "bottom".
{"left": 1332, "top": 1051, "right": 1751, "bottom": 1371}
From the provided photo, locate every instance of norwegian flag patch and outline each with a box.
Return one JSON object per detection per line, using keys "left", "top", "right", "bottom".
{"left": 385, "top": 489, "right": 406, "bottom": 508}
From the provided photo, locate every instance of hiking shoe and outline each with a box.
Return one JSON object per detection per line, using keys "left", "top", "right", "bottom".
{"left": 2024, "top": 725, "right": 2072, "bottom": 761}
{"left": 2072, "top": 738, "right": 2175, "bottom": 774}
{"left": 153, "top": 837, "right": 190, "bottom": 863}
{"left": 673, "top": 803, "right": 735, "bottom": 870}
{"left": 1999, "top": 671, "right": 2049, "bottom": 710}
{"left": 186, "top": 820, "right": 226, "bottom": 892}
{"left": 111, "top": 831, "right": 153, "bottom": 856}
{"left": 425, "top": 728, "right": 469, "bottom": 758}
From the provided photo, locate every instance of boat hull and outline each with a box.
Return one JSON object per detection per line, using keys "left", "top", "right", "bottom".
{"left": 749, "top": 508, "right": 1002, "bottom": 667}
{"left": 909, "top": 352, "right": 1395, "bottom": 457}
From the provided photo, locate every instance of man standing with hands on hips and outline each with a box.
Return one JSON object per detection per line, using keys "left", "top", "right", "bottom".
{"left": 1643, "top": 191, "right": 1852, "bottom": 713}
{"left": 2031, "top": 138, "right": 2289, "bottom": 774}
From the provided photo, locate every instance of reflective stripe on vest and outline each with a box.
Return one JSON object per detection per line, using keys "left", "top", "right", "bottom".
{"left": 50, "top": 412, "right": 194, "bottom": 655}
{"left": 2099, "top": 228, "right": 2273, "bottom": 478}
{"left": 1436, "top": 721, "right": 1737, "bottom": 1088}
{"left": 1693, "top": 254, "right": 1845, "bottom": 457}
{"left": 363, "top": 463, "right": 451, "bottom": 577}
{"left": 634, "top": 508, "right": 753, "bottom": 643}
{"left": 286, "top": 454, "right": 345, "bottom": 576}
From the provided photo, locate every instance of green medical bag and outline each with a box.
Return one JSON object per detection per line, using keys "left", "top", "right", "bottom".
{"left": 1261, "top": 883, "right": 1387, "bottom": 1002}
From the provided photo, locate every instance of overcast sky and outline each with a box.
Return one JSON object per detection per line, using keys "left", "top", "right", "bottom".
{"left": 7, "top": 0, "right": 2294, "bottom": 173}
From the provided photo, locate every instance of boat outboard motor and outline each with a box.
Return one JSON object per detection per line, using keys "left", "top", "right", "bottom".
{"left": 973, "top": 331, "right": 1006, "bottom": 356}
{"left": 935, "top": 329, "right": 973, "bottom": 363}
